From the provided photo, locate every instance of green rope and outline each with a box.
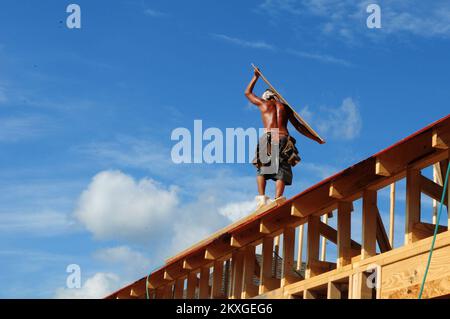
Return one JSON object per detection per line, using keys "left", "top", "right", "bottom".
{"left": 418, "top": 161, "right": 450, "bottom": 299}
{"left": 146, "top": 272, "right": 151, "bottom": 300}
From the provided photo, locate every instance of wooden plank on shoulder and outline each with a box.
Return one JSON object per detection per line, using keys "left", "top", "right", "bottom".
{"left": 251, "top": 64, "right": 325, "bottom": 143}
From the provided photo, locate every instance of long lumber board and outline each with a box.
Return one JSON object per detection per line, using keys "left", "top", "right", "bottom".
{"left": 251, "top": 64, "right": 325, "bottom": 143}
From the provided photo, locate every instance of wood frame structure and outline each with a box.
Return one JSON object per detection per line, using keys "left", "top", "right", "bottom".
{"left": 107, "top": 114, "right": 450, "bottom": 300}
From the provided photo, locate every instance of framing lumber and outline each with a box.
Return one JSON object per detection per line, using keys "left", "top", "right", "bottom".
{"left": 186, "top": 272, "right": 197, "bottom": 299}
{"left": 389, "top": 183, "right": 395, "bottom": 247}
{"left": 224, "top": 260, "right": 231, "bottom": 297}
{"left": 230, "top": 250, "right": 244, "bottom": 299}
{"left": 309, "top": 259, "right": 336, "bottom": 273}
{"left": 163, "top": 260, "right": 188, "bottom": 282}
{"left": 448, "top": 152, "right": 450, "bottom": 231}
{"left": 376, "top": 128, "right": 434, "bottom": 178}
{"left": 297, "top": 225, "right": 304, "bottom": 271}
{"left": 439, "top": 158, "right": 449, "bottom": 185}
{"left": 260, "top": 209, "right": 305, "bottom": 235}
{"left": 375, "top": 206, "right": 392, "bottom": 253}
{"left": 281, "top": 227, "right": 298, "bottom": 287}
{"left": 230, "top": 223, "right": 261, "bottom": 248}
{"left": 122, "top": 278, "right": 146, "bottom": 298}
{"left": 386, "top": 276, "right": 450, "bottom": 299}
{"left": 432, "top": 124, "right": 450, "bottom": 149}
{"left": 320, "top": 214, "right": 329, "bottom": 261}
{"left": 327, "top": 158, "right": 377, "bottom": 201}
{"left": 405, "top": 168, "right": 422, "bottom": 244}
{"left": 107, "top": 114, "right": 450, "bottom": 300}
{"left": 205, "top": 241, "right": 230, "bottom": 261}
{"left": 259, "top": 236, "right": 278, "bottom": 294}
{"left": 329, "top": 184, "right": 343, "bottom": 199}
{"left": 162, "top": 284, "right": 173, "bottom": 299}
{"left": 303, "top": 290, "right": 317, "bottom": 299}
{"left": 376, "top": 158, "right": 391, "bottom": 176}
{"left": 173, "top": 278, "right": 184, "bottom": 299}
{"left": 273, "top": 236, "right": 280, "bottom": 280}
{"left": 433, "top": 164, "right": 439, "bottom": 224}
{"left": 362, "top": 190, "right": 377, "bottom": 259}
{"left": 281, "top": 231, "right": 450, "bottom": 299}
{"left": 421, "top": 173, "right": 448, "bottom": 206}
{"left": 306, "top": 215, "right": 320, "bottom": 279}
{"left": 358, "top": 272, "right": 374, "bottom": 299}
{"left": 381, "top": 234, "right": 450, "bottom": 298}
{"left": 291, "top": 203, "right": 303, "bottom": 217}
{"left": 337, "top": 201, "right": 353, "bottom": 268}
{"left": 149, "top": 276, "right": 167, "bottom": 291}
{"left": 412, "top": 221, "right": 447, "bottom": 241}
{"left": 211, "top": 261, "right": 224, "bottom": 299}
{"left": 199, "top": 267, "right": 210, "bottom": 299}
{"left": 319, "top": 219, "right": 361, "bottom": 251}
{"left": 154, "top": 286, "right": 164, "bottom": 299}
{"left": 327, "top": 282, "right": 342, "bottom": 299}
{"left": 183, "top": 251, "right": 210, "bottom": 271}
{"left": 242, "top": 245, "right": 258, "bottom": 298}
{"left": 274, "top": 236, "right": 280, "bottom": 257}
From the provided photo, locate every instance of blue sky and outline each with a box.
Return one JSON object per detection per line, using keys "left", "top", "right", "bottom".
{"left": 0, "top": 0, "right": 449, "bottom": 298}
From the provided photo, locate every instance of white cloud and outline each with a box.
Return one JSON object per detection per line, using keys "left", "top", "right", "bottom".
{"left": 211, "top": 33, "right": 275, "bottom": 50}
{"left": 302, "top": 98, "right": 362, "bottom": 140}
{"left": 167, "top": 192, "right": 231, "bottom": 255}
{"left": 167, "top": 171, "right": 256, "bottom": 255}
{"left": 71, "top": 166, "right": 256, "bottom": 257}
{"left": 258, "top": 0, "right": 450, "bottom": 41}
{"left": 287, "top": 49, "right": 353, "bottom": 67}
{"left": 319, "top": 98, "right": 361, "bottom": 139}
{"left": 54, "top": 272, "right": 121, "bottom": 299}
{"left": 170, "top": 221, "right": 215, "bottom": 255}
{"left": 380, "top": 1, "right": 450, "bottom": 38}
{"left": 72, "top": 166, "right": 262, "bottom": 262}
{"left": 94, "top": 246, "right": 151, "bottom": 277}
{"left": 65, "top": 159, "right": 347, "bottom": 297}
{"left": 219, "top": 199, "right": 256, "bottom": 222}
{"left": 74, "top": 170, "right": 178, "bottom": 242}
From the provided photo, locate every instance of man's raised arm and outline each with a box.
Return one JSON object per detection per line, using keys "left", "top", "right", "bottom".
{"left": 245, "top": 69, "right": 264, "bottom": 106}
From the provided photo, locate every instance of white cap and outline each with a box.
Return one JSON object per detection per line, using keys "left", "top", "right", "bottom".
{"left": 261, "top": 89, "right": 276, "bottom": 101}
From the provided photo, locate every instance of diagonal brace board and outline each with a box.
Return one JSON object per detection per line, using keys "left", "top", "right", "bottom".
{"left": 251, "top": 63, "right": 325, "bottom": 143}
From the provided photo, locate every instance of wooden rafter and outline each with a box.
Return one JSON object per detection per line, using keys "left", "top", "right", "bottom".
{"left": 421, "top": 173, "right": 448, "bottom": 206}
{"left": 375, "top": 206, "right": 392, "bottom": 253}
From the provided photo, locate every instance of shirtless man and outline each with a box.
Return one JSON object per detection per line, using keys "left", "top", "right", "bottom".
{"left": 245, "top": 68, "right": 323, "bottom": 207}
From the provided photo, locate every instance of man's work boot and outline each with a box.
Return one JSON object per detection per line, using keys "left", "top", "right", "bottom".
{"left": 255, "top": 195, "right": 270, "bottom": 210}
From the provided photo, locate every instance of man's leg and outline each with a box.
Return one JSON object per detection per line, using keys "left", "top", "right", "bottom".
{"left": 257, "top": 176, "right": 266, "bottom": 195}
{"left": 275, "top": 180, "right": 285, "bottom": 199}
{"left": 256, "top": 176, "right": 269, "bottom": 209}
